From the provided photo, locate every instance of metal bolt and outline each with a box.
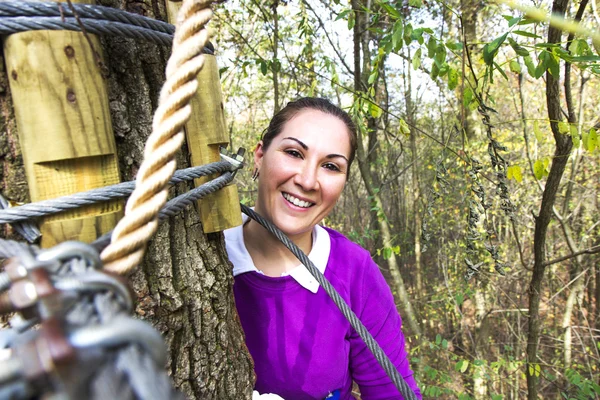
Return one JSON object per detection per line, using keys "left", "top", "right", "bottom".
{"left": 8, "top": 281, "right": 38, "bottom": 309}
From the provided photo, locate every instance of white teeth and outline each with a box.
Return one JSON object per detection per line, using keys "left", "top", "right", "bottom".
{"left": 283, "top": 193, "right": 313, "bottom": 208}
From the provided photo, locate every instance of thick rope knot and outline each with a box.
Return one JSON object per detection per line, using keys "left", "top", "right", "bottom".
{"left": 100, "top": 0, "right": 213, "bottom": 274}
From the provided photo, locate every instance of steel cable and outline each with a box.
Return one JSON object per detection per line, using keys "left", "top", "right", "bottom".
{"left": 0, "top": 161, "right": 233, "bottom": 224}
{"left": 0, "top": 1, "right": 175, "bottom": 34}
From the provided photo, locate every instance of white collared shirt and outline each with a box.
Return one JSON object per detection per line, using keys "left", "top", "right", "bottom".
{"left": 223, "top": 213, "right": 331, "bottom": 293}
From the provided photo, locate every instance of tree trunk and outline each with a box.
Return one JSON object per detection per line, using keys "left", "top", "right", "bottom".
{"left": 525, "top": 0, "right": 572, "bottom": 398}
{"left": 404, "top": 53, "right": 424, "bottom": 296}
{"left": 0, "top": 1, "right": 254, "bottom": 398}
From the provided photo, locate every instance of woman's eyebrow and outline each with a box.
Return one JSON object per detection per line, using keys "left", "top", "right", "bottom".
{"left": 327, "top": 154, "right": 349, "bottom": 163}
{"left": 283, "top": 136, "right": 349, "bottom": 163}
{"left": 283, "top": 137, "right": 308, "bottom": 150}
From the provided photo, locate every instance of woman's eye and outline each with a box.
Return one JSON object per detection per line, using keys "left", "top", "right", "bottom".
{"left": 323, "top": 163, "right": 341, "bottom": 172}
{"left": 285, "top": 149, "right": 303, "bottom": 158}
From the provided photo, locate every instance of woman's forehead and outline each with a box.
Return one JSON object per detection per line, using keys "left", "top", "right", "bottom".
{"left": 276, "top": 110, "right": 352, "bottom": 155}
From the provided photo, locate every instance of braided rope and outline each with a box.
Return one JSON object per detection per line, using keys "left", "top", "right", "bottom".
{"left": 100, "top": 0, "right": 213, "bottom": 275}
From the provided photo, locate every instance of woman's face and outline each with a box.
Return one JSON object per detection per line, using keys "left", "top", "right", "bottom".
{"left": 254, "top": 109, "right": 351, "bottom": 241}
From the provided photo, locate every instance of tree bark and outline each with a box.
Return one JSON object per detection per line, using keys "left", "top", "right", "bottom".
{"left": 0, "top": 1, "right": 254, "bottom": 398}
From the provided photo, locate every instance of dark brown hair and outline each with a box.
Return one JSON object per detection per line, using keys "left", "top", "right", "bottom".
{"left": 261, "top": 97, "right": 358, "bottom": 171}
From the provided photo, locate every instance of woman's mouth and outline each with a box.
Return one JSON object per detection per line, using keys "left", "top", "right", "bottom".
{"left": 282, "top": 193, "right": 314, "bottom": 208}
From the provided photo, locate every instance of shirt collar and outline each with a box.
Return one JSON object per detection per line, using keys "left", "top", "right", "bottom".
{"left": 224, "top": 213, "right": 330, "bottom": 293}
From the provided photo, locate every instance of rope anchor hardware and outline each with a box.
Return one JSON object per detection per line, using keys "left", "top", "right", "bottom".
{"left": 0, "top": 241, "right": 172, "bottom": 400}
{"left": 219, "top": 147, "right": 246, "bottom": 176}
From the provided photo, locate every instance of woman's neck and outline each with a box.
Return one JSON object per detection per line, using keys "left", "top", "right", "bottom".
{"left": 243, "top": 220, "right": 313, "bottom": 277}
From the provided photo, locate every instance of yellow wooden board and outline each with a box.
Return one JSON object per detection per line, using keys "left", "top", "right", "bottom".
{"left": 4, "top": 27, "right": 122, "bottom": 246}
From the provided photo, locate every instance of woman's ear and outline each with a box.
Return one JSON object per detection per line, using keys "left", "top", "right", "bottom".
{"left": 254, "top": 141, "right": 264, "bottom": 170}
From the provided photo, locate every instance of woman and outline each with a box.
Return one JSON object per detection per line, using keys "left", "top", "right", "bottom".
{"left": 225, "top": 98, "right": 421, "bottom": 400}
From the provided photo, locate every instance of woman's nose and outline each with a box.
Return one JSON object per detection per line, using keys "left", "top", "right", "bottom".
{"left": 294, "top": 165, "right": 318, "bottom": 191}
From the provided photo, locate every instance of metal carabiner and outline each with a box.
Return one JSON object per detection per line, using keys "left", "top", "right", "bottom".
{"left": 52, "top": 270, "right": 133, "bottom": 314}
{"left": 68, "top": 315, "right": 167, "bottom": 367}
{"left": 36, "top": 241, "right": 102, "bottom": 270}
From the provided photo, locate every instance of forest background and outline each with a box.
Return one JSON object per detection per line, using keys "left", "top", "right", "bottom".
{"left": 0, "top": 0, "right": 598, "bottom": 399}
{"left": 213, "top": 0, "right": 599, "bottom": 398}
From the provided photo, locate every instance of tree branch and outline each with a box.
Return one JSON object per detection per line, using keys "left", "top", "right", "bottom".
{"left": 542, "top": 245, "right": 600, "bottom": 267}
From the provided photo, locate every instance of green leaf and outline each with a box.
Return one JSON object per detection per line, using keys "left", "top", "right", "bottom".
{"left": 587, "top": 128, "right": 598, "bottom": 151}
{"left": 403, "top": 24, "right": 413, "bottom": 45}
{"left": 368, "top": 71, "right": 378, "bottom": 84}
{"left": 461, "top": 360, "right": 469, "bottom": 373}
{"left": 409, "top": 0, "right": 422, "bottom": 7}
{"left": 509, "top": 60, "right": 522, "bottom": 73}
{"left": 483, "top": 33, "right": 508, "bottom": 65}
{"left": 335, "top": 9, "right": 351, "bottom": 21}
{"left": 411, "top": 28, "right": 425, "bottom": 44}
{"left": 442, "top": 339, "right": 448, "bottom": 349}
{"left": 534, "top": 52, "right": 550, "bottom": 78}
{"left": 507, "top": 165, "right": 523, "bottom": 182}
{"left": 399, "top": 118, "right": 411, "bottom": 136}
{"left": 438, "top": 62, "right": 449, "bottom": 77}
{"left": 513, "top": 30, "right": 542, "bottom": 39}
{"left": 533, "top": 159, "right": 547, "bottom": 180}
{"left": 570, "top": 125, "right": 580, "bottom": 148}
{"left": 494, "top": 61, "right": 509, "bottom": 80}
{"left": 382, "top": 246, "right": 392, "bottom": 259}
{"left": 558, "top": 121, "right": 570, "bottom": 134}
{"left": 392, "top": 20, "right": 403, "bottom": 51}
{"left": 568, "top": 38, "right": 581, "bottom": 55}
{"left": 348, "top": 12, "right": 355, "bottom": 30}
{"left": 260, "top": 60, "right": 268, "bottom": 75}
{"left": 524, "top": 55, "right": 536, "bottom": 76}
{"left": 508, "top": 37, "right": 530, "bottom": 56}
{"left": 446, "top": 42, "right": 463, "bottom": 51}
{"left": 434, "top": 44, "right": 447, "bottom": 66}
{"left": 430, "top": 62, "right": 440, "bottom": 79}
{"left": 412, "top": 48, "right": 422, "bottom": 70}
{"left": 427, "top": 36, "right": 437, "bottom": 58}
{"left": 568, "top": 55, "right": 600, "bottom": 62}
{"left": 508, "top": 16, "right": 521, "bottom": 27}
{"left": 380, "top": 3, "right": 401, "bottom": 19}
{"left": 435, "top": 334, "right": 442, "bottom": 345}
{"left": 448, "top": 67, "right": 458, "bottom": 90}
{"left": 547, "top": 51, "right": 560, "bottom": 77}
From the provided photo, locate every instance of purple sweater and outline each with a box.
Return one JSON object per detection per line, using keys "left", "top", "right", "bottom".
{"left": 232, "top": 227, "right": 421, "bottom": 400}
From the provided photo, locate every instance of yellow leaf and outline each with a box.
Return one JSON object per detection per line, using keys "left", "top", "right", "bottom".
{"left": 507, "top": 165, "right": 523, "bottom": 183}
{"left": 558, "top": 121, "right": 569, "bottom": 134}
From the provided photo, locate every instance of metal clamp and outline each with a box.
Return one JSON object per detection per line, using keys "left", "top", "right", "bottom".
{"left": 219, "top": 147, "right": 246, "bottom": 175}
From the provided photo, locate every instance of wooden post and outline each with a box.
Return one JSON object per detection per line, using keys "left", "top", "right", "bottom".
{"left": 166, "top": 1, "right": 242, "bottom": 233}
{"left": 3, "top": 0, "right": 122, "bottom": 247}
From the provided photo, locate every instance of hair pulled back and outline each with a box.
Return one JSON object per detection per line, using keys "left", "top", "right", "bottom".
{"left": 261, "top": 97, "right": 358, "bottom": 170}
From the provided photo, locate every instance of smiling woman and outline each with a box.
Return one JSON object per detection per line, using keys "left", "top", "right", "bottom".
{"left": 224, "top": 98, "right": 422, "bottom": 400}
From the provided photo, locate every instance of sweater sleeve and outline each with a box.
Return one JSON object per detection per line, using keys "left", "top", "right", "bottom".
{"left": 348, "top": 255, "right": 422, "bottom": 400}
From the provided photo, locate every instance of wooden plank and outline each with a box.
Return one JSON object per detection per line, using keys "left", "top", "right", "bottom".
{"left": 166, "top": 1, "right": 241, "bottom": 233}
{"left": 3, "top": 18, "right": 122, "bottom": 247}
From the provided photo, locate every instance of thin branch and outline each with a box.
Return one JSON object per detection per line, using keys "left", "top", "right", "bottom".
{"left": 542, "top": 245, "right": 600, "bottom": 267}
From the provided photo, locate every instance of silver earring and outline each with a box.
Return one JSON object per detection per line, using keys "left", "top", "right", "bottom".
{"left": 252, "top": 168, "right": 259, "bottom": 181}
